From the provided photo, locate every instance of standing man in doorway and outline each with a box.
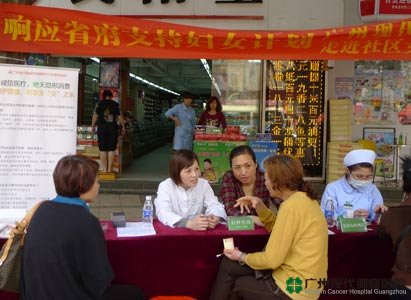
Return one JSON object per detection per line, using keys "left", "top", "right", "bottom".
{"left": 165, "top": 92, "right": 196, "bottom": 151}
{"left": 92, "top": 90, "right": 126, "bottom": 173}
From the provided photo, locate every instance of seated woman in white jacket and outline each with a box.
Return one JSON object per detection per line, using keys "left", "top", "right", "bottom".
{"left": 155, "top": 150, "right": 227, "bottom": 230}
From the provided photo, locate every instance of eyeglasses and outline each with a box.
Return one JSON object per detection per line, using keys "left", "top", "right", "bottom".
{"left": 350, "top": 173, "right": 374, "bottom": 181}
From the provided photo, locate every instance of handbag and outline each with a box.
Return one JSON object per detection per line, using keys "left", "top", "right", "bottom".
{"left": 0, "top": 201, "right": 44, "bottom": 293}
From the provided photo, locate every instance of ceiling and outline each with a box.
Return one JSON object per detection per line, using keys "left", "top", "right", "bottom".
{"left": 129, "top": 58, "right": 213, "bottom": 99}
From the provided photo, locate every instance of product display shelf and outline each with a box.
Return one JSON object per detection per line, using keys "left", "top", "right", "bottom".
{"left": 128, "top": 121, "right": 173, "bottom": 157}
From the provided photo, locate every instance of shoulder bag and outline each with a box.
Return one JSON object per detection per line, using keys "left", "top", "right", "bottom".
{"left": 0, "top": 201, "right": 44, "bottom": 293}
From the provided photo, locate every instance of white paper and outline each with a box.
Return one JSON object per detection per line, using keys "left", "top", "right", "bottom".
{"left": 116, "top": 222, "right": 156, "bottom": 237}
{"left": 328, "top": 229, "right": 336, "bottom": 235}
{"left": 0, "top": 224, "right": 14, "bottom": 238}
{"left": 0, "top": 209, "right": 26, "bottom": 224}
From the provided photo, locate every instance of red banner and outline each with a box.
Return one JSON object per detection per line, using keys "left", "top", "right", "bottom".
{"left": 1, "top": 3, "right": 411, "bottom": 60}
{"left": 380, "top": 0, "right": 411, "bottom": 14}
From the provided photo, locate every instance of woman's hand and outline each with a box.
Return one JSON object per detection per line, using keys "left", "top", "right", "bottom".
{"left": 234, "top": 196, "right": 263, "bottom": 214}
{"left": 374, "top": 204, "right": 388, "bottom": 214}
{"left": 251, "top": 216, "right": 263, "bottom": 226}
{"left": 207, "top": 214, "right": 220, "bottom": 229}
{"left": 354, "top": 209, "right": 369, "bottom": 219}
{"left": 224, "top": 247, "right": 244, "bottom": 262}
{"left": 186, "top": 214, "right": 208, "bottom": 231}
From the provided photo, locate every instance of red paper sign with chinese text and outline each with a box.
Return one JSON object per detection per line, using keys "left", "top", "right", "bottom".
{"left": 379, "top": 0, "right": 411, "bottom": 14}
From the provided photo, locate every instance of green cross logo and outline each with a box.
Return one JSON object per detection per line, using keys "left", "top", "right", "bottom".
{"left": 286, "top": 277, "right": 303, "bottom": 294}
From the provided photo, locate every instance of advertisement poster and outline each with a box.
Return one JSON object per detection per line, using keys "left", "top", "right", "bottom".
{"left": 335, "top": 77, "right": 354, "bottom": 100}
{"left": 363, "top": 127, "right": 396, "bottom": 179}
{"left": 194, "top": 140, "right": 247, "bottom": 184}
{"left": 248, "top": 141, "right": 278, "bottom": 171}
{"left": 194, "top": 141, "right": 222, "bottom": 184}
{"left": 0, "top": 64, "right": 79, "bottom": 209}
{"left": 353, "top": 75, "right": 395, "bottom": 125}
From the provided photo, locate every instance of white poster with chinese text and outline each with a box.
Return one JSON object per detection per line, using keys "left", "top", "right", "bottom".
{"left": 0, "top": 64, "right": 79, "bottom": 210}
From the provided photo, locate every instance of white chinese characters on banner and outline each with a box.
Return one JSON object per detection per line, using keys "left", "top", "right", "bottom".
{"left": 0, "top": 64, "right": 79, "bottom": 210}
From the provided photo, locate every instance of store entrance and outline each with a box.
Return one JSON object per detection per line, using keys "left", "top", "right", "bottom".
{"left": 121, "top": 58, "right": 213, "bottom": 179}
{"left": 77, "top": 57, "right": 267, "bottom": 181}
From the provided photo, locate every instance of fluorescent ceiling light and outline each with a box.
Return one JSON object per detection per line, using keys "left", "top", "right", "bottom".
{"left": 90, "top": 57, "right": 100, "bottom": 63}
{"left": 129, "top": 72, "right": 180, "bottom": 96}
{"left": 200, "top": 58, "right": 221, "bottom": 97}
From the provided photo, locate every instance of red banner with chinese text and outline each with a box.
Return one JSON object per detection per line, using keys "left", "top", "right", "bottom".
{"left": 0, "top": 3, "right": 411, "bottom": 60}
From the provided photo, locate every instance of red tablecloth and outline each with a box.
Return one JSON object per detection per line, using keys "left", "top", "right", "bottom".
{"left": 0, "top": 222, "right": 394, "bottom": 300}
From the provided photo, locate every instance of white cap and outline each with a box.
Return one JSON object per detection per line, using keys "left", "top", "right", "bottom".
{"left": 343, "top": 149, "right": 376, "bottom": 167}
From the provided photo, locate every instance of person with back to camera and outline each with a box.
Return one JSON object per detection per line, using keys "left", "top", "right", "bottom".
{"left": 219, "top": 145, "right": 273, "bottom": 224}
{"left": 165, "top": 92, "right": 196, "bottom": 151}
{"left": 91, "top": 90, "right": 126, "bottom": 173}
{"left": 320, "top": 149, "right": 388, "bottom": 222}
{"left": 154, "top": 150, "right": 227, "bottom": 230}
{"left": 210, "top": 154, "right": 328, "bottom": 300}
{"left": 20, "top": 155, "right": 145, "bottom": 300}
{"left": 377, "top": 156, "right": 411, "bottom": 299}
{"left": 197, "top": 96, "right": 227, "bottom": 129}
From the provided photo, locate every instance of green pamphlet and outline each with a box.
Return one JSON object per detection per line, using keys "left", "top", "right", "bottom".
{"left": 227, "top": 216, "right": 255, "bottom": 231}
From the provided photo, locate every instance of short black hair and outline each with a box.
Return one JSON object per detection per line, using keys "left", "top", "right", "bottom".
{"left": 102, "top": 90, "right": 113, "bottom": 99}
{"left": 229, "top": 145, "right": 256, "bottom": 168}
{"left": 182, "top": 92, "right": 194, "bottom": 99}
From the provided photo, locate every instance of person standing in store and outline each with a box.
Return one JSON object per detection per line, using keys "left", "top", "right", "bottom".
{"left": 91, "top": 90, "right": 126, "bottom": 173}
{"left": 165, "top": 92, "right": 196, "bottom": 151}
{"left": 197, "top": 96, "right": 226, "bottom": 129}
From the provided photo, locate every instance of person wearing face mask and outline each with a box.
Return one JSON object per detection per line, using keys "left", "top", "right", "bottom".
{"left": 154, "top": 150, "right": 227, "bottom": 230}
{"left": 320, "top": 149, "right": 387, "bottom": 222}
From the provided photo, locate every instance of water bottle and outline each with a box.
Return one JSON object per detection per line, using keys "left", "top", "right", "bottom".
{"left": 324, "top": 197, "right": 335, "bottom": 227}
{"left": 142, "top": 196, "right": 153, "bottom": 225}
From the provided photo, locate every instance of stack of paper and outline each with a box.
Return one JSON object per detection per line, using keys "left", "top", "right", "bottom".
{"left": 116, "top": 222, "right": 156, "bottom": 238}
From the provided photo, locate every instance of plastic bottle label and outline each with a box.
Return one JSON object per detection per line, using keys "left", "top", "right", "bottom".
{"left": 143, "top": 210, "right": 152, "bottom": 219}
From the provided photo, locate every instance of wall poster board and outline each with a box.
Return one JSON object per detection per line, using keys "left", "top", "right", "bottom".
{"left": 0, "top": 64, "right": 79, "bottom": 209}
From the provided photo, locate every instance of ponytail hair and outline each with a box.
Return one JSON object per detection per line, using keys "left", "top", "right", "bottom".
{"left": 298, "top": 181, "right": 318, "bottom": 201}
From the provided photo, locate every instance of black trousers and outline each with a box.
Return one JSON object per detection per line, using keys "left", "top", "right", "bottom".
{"left": 209, "top": 257, "right": 291, "bottom": 300}
{"left": 103, "top": 285, "right": 146, "bottom": 300}
{"left": 388, "top": 281, "right": 411, "bottom": 300}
